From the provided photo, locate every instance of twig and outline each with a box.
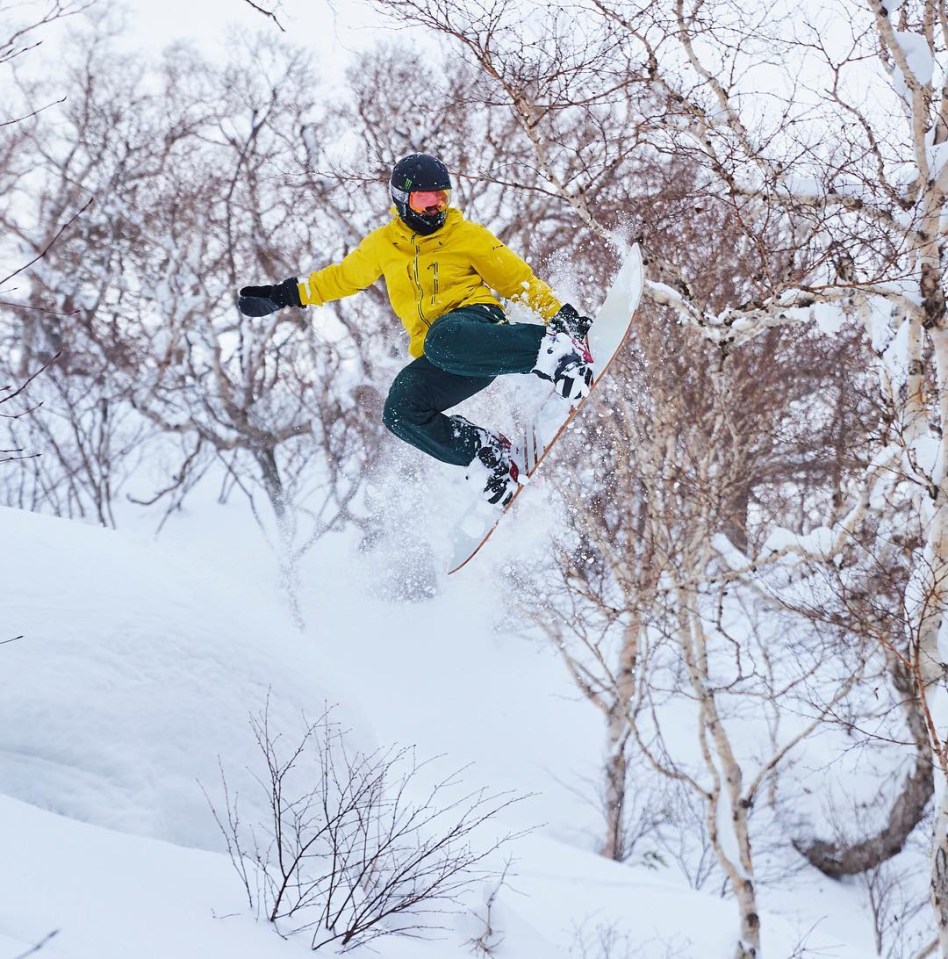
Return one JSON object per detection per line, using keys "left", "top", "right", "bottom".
{"left": 0, "top": 299, "right": 81, "bottom": 317}
{"left": 13, "top": 930, "right": 60, "bottom": 958}
{"left": 240, "top": 0, "right": 286, "bottom": 31}
{"left": 0, "top": 353, "right": 61, "bottom": 411}
{"left": 0, "top": 198, "right": 93, "bottom": 287}
{"left": 0, "top": 96, "right": 66, "bottom": 128}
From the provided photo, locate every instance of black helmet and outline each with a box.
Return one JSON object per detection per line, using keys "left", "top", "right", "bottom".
{"left": 391, "top": 153, "right": 452, "bottom": 235}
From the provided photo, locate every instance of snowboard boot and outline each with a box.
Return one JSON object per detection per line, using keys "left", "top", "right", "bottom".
{"left": 532, "top": 328, "right": 594, "bottom": 401}
{"left": 465, "top": 427, "right": 522, "bottom": 507}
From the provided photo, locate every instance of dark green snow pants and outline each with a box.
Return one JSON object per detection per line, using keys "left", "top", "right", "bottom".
{"left": 382, "top": 304, "right": 547, "bottom": 466}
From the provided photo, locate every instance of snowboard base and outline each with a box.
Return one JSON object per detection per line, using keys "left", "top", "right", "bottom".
{"left": 447, "top": 244, "right": 644, "bottom": 574}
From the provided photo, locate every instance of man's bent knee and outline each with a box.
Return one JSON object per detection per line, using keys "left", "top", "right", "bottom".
{"left": 422, "top": 318, "right": 458, "bottom": 369}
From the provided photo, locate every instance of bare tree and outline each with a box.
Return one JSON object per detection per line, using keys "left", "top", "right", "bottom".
{"left": 209, "top": 705, "right": 521, "bottom": 952}
{"left": 375, "top": 0, "right": 948, "bottom": 954}
{"left": 0, "top": 18, "right": 392, "bottom": 611}
{"left": 0, "top": 1, "right": 100, "bottom": 482}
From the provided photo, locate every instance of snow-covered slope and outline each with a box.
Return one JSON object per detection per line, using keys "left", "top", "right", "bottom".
{"left": 0, "top": 505, "right": 351, "bottom": 850}
{"left": 0, "top": 504, "right": 873, "bottom": 957}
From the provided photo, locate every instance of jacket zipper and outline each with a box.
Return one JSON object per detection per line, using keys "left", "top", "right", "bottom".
{"left": 411, "top": 237, "right": 429, "bottom": 328}
{"left": 428, "top": 261, "right": 439, "bottom": 305}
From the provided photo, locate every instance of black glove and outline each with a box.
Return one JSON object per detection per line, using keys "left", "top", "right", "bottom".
{"left": 550, "top": 303, "right": 593, "bottom": 339}
{"left": 238, "top": 276, "right": 302, "bottom": 316}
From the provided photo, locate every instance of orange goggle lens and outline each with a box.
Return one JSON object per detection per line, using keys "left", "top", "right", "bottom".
{"left": 408, "top": 189, "right": 450, "bottom": 214}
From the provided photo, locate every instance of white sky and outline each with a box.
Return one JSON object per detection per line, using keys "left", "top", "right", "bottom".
{"left": 82, "top": 0, "right": 395, "bottom": 64}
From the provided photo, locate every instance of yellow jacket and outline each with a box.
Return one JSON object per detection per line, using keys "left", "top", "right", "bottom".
{"left": 297, "top": 208, "right": 562, "bottom": 358}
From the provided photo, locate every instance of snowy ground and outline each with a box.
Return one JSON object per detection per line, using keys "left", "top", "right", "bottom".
{"left": 0, "top": 498, "right": 877, "bottom": 958}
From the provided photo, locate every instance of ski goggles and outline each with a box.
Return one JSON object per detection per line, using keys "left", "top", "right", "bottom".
{"left": 407, "top": 189, "right": 451, "bottom": 214}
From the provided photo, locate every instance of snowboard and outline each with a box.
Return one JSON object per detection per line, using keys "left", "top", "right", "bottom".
{"left": 447, "top": 244, "right": 644, "bottom": 574}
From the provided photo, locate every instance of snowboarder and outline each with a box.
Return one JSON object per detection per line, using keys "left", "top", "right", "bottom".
{"left": 237, "top": 153, "right": 594, "bottom": 507}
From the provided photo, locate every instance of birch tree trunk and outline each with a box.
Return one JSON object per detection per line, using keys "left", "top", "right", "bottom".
{"left": 675, "top": 596, "right": 761, "bottom": 957}
{"left": 917, "top": 325, "right": 948, "bottom": 953}
{"left": 602, "top": 617, "right": 641, "bottom": 860}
